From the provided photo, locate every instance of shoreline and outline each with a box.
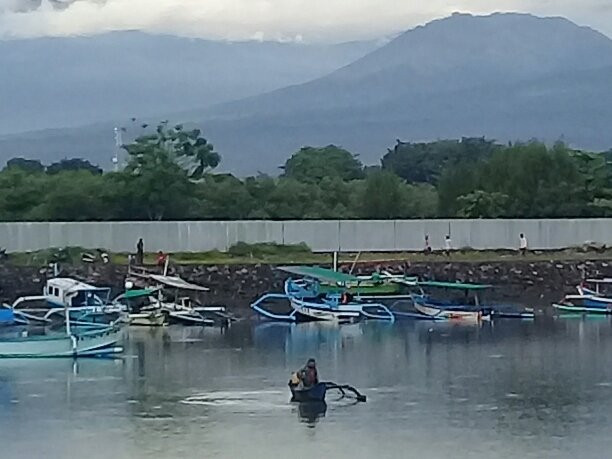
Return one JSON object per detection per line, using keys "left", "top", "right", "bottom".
{"left": 1, "top": 252, "right": 610, "bottom": 313}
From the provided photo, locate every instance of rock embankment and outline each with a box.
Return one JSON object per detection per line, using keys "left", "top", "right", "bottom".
{"left": 0, "top": 259, "right": 609, "bottom": 312}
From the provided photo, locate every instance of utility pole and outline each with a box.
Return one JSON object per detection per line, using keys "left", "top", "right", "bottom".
{"left": 112, "top": 127, "right": 123, "bottom": 172}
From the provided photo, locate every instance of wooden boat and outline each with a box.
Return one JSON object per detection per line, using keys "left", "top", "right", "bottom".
{"left": 251, "top": 266, "right": 395, "bottom": 323}
{"left": 290, "top": 382, "right": 327, "bottom": 402}
{"left": 553, "top": 278, "right": 612, "bottom": 314}
{"left": 289, "top": 381, "right": 367, "bottom": 403}
{"left": 113, "top": 289, "right": 168, "bottom": 326}
{"left": 414, "top": 303, "right": 489, "bottom": 321}
{"left": 127, "top": 311, "right": 168, "bottom": 326}
{"left": 409, "top": 281, "right": 493, "bottom": 322}
{"left": 126, "top": 271, "right": 235, "bottom": 326}
{"left": 0, "top": 326, "right": 123, "bottom": 358}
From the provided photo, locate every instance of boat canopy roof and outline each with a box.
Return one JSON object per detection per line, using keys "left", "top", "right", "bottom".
{"left": 149, "top": 275, "right": 209, "bottom": 292}
{"left": 121, "top": 288, "right": 158, "bottom": 299}
{"left": 278, "top": 266, "right": 360, "bottom": 284}
{"left": 586, "top": 278, "right": 612, "bottom": 284}
{"left": 417, "top": 281, "right": 492, "bottom": 290}
{"left": 47, "top": 278, "right": 110, "bottom": 293}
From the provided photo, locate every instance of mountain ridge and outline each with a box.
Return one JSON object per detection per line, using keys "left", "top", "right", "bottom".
{"left": 1, "top": 12, "right": 612, "bottom": 173}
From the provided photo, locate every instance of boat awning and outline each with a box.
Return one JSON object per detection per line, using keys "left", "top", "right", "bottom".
{"left": 277, "top": 266, "right": 360, "bottom": 284}
{"left": 586, "top": 278, "right": 612, "bottom": 284}
{"left": 122, "top": 288, "right": 158, "bottom": 299}
{"left": 149, "top": 275, "right": 210, "bottom": 292}
{"left": 417, "top": 281, "right": 492, "bottom": 290}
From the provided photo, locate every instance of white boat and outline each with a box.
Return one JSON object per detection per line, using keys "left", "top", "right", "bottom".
{"left": 414, "top": 303, "right": 491, "bottom": 322}
{"left": 112, "top": 289, "right": 168, "bottom": 326}
{"left": 8, "top": 278, "right": 122, "bottom": 325}
{"left": 126, "top": 311, "right": 167, "bottom": 327}
{"left": 0, "top": 326, "right": 123, "bottom": 358}
{"left": 553, "top": 278, "right": 612, "bottom": 314}
{"left": 251, "top": 267, "right": 395, "bottom": 323}
{"left": 126, "top": 270, "right": 234, "bottom": 326}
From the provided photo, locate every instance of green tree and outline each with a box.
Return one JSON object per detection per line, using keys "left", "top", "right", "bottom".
{"left": 121, "top": 123, "right": 200, "bottom": 220}
{"left": 359, "top": 170, "right": 406, "bottom": 218}
{"left": 0, "top": 169, "right": 46, "bottom": 220}
{"left": 282, "top": 145, "right": 364, "bottom": 183}
{"left": 382, "top": 137, "right": 499, "bottom": 184}
{"left": 125, "top": 122, "right": 220, "bottom": 179}
{"left": 27, "top": 172, "right": 107, "bottom": 221}
{"left": 456, "top": 191, "right": 510, "bottom": 218}
{"left": 5, "top": 158, "right": 45, "bottom": 173}
{"left": 47, "top": 158, "right": 103, "bottom": 175}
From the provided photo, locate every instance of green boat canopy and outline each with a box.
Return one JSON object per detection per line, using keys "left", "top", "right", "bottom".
{"left": 417, "top": 281, "right": 492, "bottom": 290}
{"left": 277, "top": 266, "right": 360, "bottom": 284}
{"left": 122, "top": 288, "right": 158, "bottom": 299}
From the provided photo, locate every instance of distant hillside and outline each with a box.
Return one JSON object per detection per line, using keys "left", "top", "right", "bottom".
{"left": 0, "top": 31, "right": 378, "bottom": 135}
{"left": 2, "top": 13, "right": 612, "bottom": 174}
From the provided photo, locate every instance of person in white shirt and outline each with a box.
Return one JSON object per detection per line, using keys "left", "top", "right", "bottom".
{"left": 519, "top": 233, "right": 528, "bottom": 256}
{"left": 444, "top": 235, "right": 452, "bottom": 256}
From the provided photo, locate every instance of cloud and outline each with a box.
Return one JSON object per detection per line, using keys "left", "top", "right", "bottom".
{"left": 0, "top": 0, "right": 610, "bottom": 42}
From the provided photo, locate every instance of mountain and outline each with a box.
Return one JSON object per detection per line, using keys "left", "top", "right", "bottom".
{"left": 0, "top": 31, "right": 378, "bottom": 135}
{"left": 1, "top": 13, "right": 612, "bottom": 174}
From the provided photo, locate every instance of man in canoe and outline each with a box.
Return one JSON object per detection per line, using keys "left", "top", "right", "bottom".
{"left": 291, "top": 358, "right": 319, "bottom": 389}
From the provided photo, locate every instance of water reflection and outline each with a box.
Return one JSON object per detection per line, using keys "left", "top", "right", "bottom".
{"left": 1, "top": 320, "right": 612, "bottom": 458}
{"left": 295, "top": 401, "right": 327, "bottom": 425}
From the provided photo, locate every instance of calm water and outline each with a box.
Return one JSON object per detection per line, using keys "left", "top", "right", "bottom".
{"left": 2, "top": 319, "right": 612, "bottom": 458}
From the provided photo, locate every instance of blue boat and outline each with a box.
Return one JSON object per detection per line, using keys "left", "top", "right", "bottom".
{"left": 0, "top": 308, "right": 23, "bottom": 326}
{"left": 251, "top": 266, "right": 395, "bottom": 323}
{"left": 8, "top": 278, "right": 122, "bottom": 325}
{"left": 553, "top": 278, "right": 612, "bottom": 314}
{"left": 290, "top": 382, "right": 327, "bottom": 402}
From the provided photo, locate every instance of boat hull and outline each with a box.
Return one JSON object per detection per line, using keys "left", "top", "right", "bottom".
{"left": 290, "top": 382, "right": 327, "bottom": 402}
{"left": 290, "top": 299, "right": 361, "bottom": 322}
{"left": 552, "top": 303, "right": 612, "bottom": 314}
{"left": 415, "top": 303, "right": 488, "bottom": 322}
{"left": 127, "top": 312, "right": 168, "bottom": 326}
{"left": 0, "top": 327, "right": 123, "bottom": 358}
{"left": 167, "top": 311, "right": 214, "bottom": 326}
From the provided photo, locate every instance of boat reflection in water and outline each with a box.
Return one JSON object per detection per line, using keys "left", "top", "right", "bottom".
{"left": 296, "top": 400, "right": 327, "bottom": 425}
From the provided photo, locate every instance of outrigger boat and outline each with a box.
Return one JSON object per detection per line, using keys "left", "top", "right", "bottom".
{"left": 388, "top": 278, "right": 534, "bottom": 321}
{"left": 408, "top": 280, "right": 493, "bottom": 322}
{"left": 147, "top": 274, "right": 234, "bottom": 326}
{"left": 0, "top": 293, "right": 123, "bottom": 358}
{"left": 113, "top": 289, "right": 168, "bottom": 326}
{"left": 553, "top": 278, "right": 612, "bottom": 314}
{"left": 0, "top": 325, "right": 123, "bottom": 358}
{"left": 251, "top": 266, "right": 395, "bottom": 323}
{"left": 123, "top": 270, "right": 234, "bottom": 326}
{"left": 6, "top": 278, "right": 122, "bottom": 326}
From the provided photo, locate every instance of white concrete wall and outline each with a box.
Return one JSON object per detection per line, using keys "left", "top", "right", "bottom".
{"left": 0, "top": 220, "right": 609, "bottom": 253}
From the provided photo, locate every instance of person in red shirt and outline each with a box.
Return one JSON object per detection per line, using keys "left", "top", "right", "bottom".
{"left": 156, "top": 251, "right": 167, "bottom": 268}
{"left": 298, "top": 358, "right": 319, "bottom": 388}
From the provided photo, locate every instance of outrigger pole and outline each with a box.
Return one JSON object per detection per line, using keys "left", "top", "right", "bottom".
{"left": 324, "top": 382, "right": 367, "bottom": 402}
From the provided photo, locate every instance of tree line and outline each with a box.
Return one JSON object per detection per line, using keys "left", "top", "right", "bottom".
{"left": 1, "top": 124, "right": 610, "bottom": 221}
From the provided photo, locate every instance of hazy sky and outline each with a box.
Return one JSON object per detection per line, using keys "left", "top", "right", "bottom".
{"left": 1, "top": 0, "right": 611, "bottom": 42}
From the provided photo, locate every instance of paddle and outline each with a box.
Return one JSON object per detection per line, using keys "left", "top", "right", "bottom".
{"left": 324, "top": 382, "right": 367, "bottom": 402}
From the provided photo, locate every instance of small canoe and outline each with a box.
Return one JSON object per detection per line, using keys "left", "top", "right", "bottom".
{"left": 289, "top": 382, "right": 327, "bottom": 402}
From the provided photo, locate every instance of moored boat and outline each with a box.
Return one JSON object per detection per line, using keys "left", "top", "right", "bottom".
{"left": 408, "top": 281, "right": 493, "bottom": 322}
{"left": 251, "top": 266, "right": 395, "bottom": 323}
{"left": 553, "top": 278, "right": 612, "bottom": 315}
{"left": 0, "top": 325, "right": 123, "bottom": 358}
{"left": 8, "top": 278, "right": 121, "bottom": 325}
